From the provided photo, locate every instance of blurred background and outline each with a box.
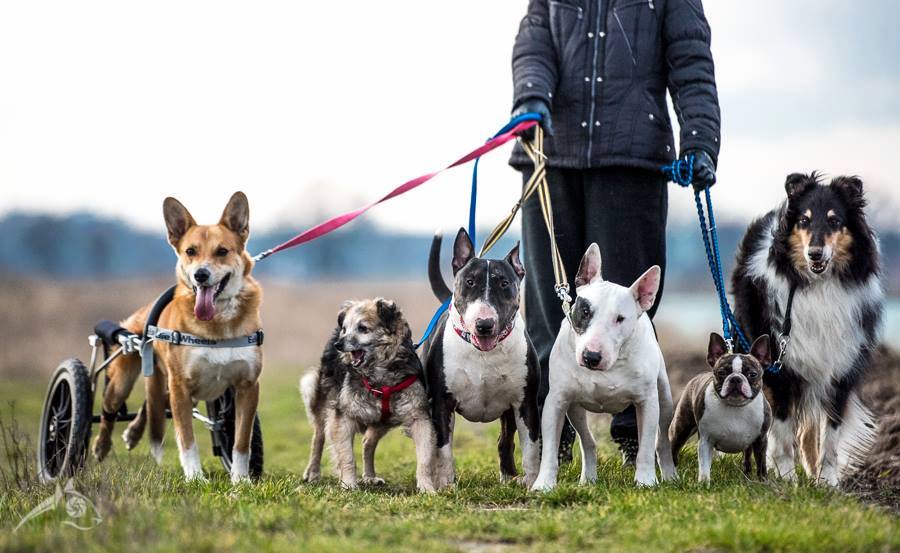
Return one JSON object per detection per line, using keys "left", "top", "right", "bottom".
{"left": 0, "top": 0, "right": 898, "bottom": 377}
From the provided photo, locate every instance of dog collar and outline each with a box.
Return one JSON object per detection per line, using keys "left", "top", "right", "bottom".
{"left": 450, "top": 307, "right": 515, "bottom": 351}
{"left": 361, "top": 374, "right": 418, "bottom": 423}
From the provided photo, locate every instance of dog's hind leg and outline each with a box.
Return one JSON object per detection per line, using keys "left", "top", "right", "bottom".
{"left": 655, "top": 363, "right": 677, "bottom": 481}
{"left": 92, "top": 351, "right": 141, "bottom": 462}
{"left": 498, "top": 408, "right": 518, "bottom": 482}
{"left": 798, "top": 415, "right": 820, "bottom": 478}
{"left": 566, "top": 404, "right": 596, "bottom": 485}
{"left": 144, "top": 370, "right": 167, "bottom": 465}
{"left": 122, "top": 400, "right": 147, "bottom": 451}
{"left": 361, "top": 425, "right": 389, "bottom": 485}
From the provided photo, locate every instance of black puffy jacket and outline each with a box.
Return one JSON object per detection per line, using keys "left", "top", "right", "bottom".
{"left": 510, "top": 0, "right": 720, "bottom": 171}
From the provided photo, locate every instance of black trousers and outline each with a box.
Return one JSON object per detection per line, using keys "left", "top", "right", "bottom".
{"left": 521, "top": 165, "right": 668, "bottom": 443}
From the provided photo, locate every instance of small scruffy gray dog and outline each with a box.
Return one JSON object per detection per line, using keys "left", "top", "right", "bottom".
{"left": 300, "top": 298, "right": 436, "bottom": 492}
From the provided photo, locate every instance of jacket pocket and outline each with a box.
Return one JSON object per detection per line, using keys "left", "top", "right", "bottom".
{"left": 609, "top": 0, "right": 657, "bottom": 67}
{"left": 549, "top": 1, "right": 584, "bottom": 56}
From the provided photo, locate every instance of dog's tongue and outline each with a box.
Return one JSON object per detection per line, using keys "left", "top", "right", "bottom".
{"left": 194, "top": 286, "right": 216, "bottom": 321}
{"left": 474, "top": 335, "right": 500, "bottom": 352}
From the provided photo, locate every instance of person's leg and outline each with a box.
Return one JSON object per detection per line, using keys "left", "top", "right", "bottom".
{"left": 583, "top": 166, "right": 668, "bottom": 464}
{"left": 521, "top": 165, "right": 585, "bottom": 462}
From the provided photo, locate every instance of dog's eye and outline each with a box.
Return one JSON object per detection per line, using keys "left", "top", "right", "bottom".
{"left": 465, "top": 278, "right": 475, "bottom": 287}
{"left": 185, "top": 247, "right": 197, "bottom": 257}
{"left": 215, "top": 247, "right": 229, "bottom": 257}
{"left": 357, "top": 323, "right": 369, "bottom": 333}
{"left": 615, "top": 315, "right": 625, "bottom": 324}
{"left": 828, "top": 218, "right": 842, "bottom": 230}
{"left": 716, "top": 368, "right": 728, "bottom": 377}
{"left": 798, "top": 216, "right": 811, "bottom": 229}
{"left": 748, "top": 371, "right": 759, "bottom": 379}
{"left": 581, "top": 305, "right": 590, "bottom": 317}
{"left": 500, "top": 280, "right": 510, "bottom": 288}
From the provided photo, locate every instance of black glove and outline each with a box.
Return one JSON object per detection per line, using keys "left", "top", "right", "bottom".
{"left": 686, "top": 150, "right": 716, "bottom": 191}
{"left": 511, "top": 99, "right": 554, "bottom": 139}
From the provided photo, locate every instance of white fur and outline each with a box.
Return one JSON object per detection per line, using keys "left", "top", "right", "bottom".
{"left": 700, "top": 383, "right": 766, "bottom": 455}
{"left": 179, "top": 442, "right": 205, "bottom": 481}
{"left": 532, "top": 271, "right": 676, "bottom": 491}
{"left": 749, "top": 216, "right": 882, "bottom": 478}
{"left": 184, "top": 346, "right": 261, "bottom": 402}
{"left": 441, "top": 309, "right": 529, "bottom": 423}
{"left": 149, "top": 441, "right": 164, "bottom": 465}
{"left": 230, "top": 448, "right": 250, "bottom": 483}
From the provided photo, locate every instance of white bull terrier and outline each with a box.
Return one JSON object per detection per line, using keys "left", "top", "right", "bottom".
{"left": 531, "top": 243, "right": 677, "bottom": 491}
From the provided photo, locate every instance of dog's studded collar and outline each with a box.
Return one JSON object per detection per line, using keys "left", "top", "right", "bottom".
{"left": 361, "top": 374, "right": 418, "bottom": 423}
{"left": 449, "top": 306, "right": 515, "bottom": 351}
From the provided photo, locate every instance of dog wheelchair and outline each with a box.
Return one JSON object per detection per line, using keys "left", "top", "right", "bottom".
{"left": 37, "top": 286, "right": 264, "bottom": 483}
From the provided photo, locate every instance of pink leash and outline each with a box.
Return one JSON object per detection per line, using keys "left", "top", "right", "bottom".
{"left": 252, "top": 119, "right": 538, "bottom": 261}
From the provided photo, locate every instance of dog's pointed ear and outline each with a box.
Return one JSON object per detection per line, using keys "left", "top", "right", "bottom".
{"left": 451, "top": 228, "right": 475, "bottom": 275}
{"left": 630, "top": 265, "right": 661, "bottom": 312}
{"left": 219, "top": 191, "right": 250, "bottom": 243}
{"left": 337, "top": 300, "right": 353, "bottom": 328}
{"left": 831, "top": 175, "right": 864, "bottom": 200}
{"left": 707, "top": 333, "right": 727, "bottom": 367}
{"left": 750, "top": 334, "right": 772, "bottom": 368}
{"left": 376, "top": 298, "right": 400, "bottom": 329}
{"left": 575, "top": 243, "right": 603, "bottom": 288}
{"left": 504, "top": 242, "right": 526, "bottom": 280}
{"left": 163, "top": 197, "right": 197, "bottom": 248}
{"left": 785, "top": 173, "right": 815, "bottom": 201}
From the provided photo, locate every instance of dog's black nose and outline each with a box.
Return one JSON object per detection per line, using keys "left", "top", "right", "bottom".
{"left": 475, "top": 318, "right": 496, "bottom": 334}
{"left": 194, "top": 268, "right": 211, "bottom": 284}
{"left": 808, "top": 247, "right": 824, "bottom": 261}
{"left": 583, "top": 350, "right": 603, "bottom": 368}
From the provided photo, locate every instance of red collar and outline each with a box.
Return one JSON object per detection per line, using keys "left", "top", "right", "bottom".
{"left": 450, "top": 306, "right": 515, "bottom": 351}
{"left": 360, "top": 374, "right": 419, "bottom": 423}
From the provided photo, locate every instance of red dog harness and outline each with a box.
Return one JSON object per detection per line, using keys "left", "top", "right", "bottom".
{"left": 361, "top": 374, "right": 419, "bottom": 423}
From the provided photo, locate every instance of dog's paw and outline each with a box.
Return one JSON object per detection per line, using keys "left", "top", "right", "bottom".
{"left": 121, "top": 427, "right": 140, "bottom": 451}
{"left": 339, "top": 479, "right": 359, "bottom": 490}
{"left": 149, "top": 441, "right": 164, "bottom": 465}
{"left": 361, "top": 476, "right": 386, "bottom": 486}
{"left": 634, "top": 473, "right": 659, "bottom": 487}
{"left": 417, "top": 479, "right": 437, "bottom": 494}
{"left": 91, "top": 435, "right": 111, "bottom": 462}
{"left": 303, "top": 468, "right": 321, "bottom": 483}
{"left": 530, "top": 476, "right": 556, "bottom": 492}
{"left": 184, "top": 470, "right": 208, "bottom": 484}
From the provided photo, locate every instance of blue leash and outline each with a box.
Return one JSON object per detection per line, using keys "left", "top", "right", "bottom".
{"left": 662, "top": 155, "right": 752, "bottom": 355}
{"left": 414, "top": 113, "right": 543, "bottom": 349}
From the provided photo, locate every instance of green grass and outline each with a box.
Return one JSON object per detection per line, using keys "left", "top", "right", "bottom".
{"left": 1, "top": 367, "right": 897, "bottom": 553}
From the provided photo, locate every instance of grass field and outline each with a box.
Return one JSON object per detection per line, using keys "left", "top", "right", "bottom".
{"left": 2, "top": 365, "right": 898, "bottom": 553}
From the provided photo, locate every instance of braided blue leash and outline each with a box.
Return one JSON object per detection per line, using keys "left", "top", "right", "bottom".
{"left": 414, "top": 113, "right": 544, "bottom": 350}
{"left": 663, "top": 155, "right": 751, "bottom": 353}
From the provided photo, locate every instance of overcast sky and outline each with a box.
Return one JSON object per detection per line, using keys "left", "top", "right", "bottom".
{"left": 1, "top": 0, "right": 898, "bottom": 235}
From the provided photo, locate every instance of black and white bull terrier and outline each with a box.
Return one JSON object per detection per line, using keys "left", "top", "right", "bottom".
{"left": 531, "top": 244, "right": 677, "bottom": 490}
{"left": 420, "top": 229, "right": 541, "bottom": 488}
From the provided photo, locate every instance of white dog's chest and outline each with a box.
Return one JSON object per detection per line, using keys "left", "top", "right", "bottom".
{"left": 441, "top": 324, "right": 528, "bottom": 423}
{"left": 699, "top": 386, "right": 765, "bottom": 453}
{"left": 184, "top": 347, "right": 261, "bottom": 401}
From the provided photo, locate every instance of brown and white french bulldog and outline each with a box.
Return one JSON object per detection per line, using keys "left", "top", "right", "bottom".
{"left": 669, "top": 333, "right": 772, "bottom": 482}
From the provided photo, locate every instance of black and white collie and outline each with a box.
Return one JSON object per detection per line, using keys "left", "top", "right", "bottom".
{"left": 731, "top": 172, "right": 883, "bottom": 486}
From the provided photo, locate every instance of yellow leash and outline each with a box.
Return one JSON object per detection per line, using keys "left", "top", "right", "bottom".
{"left": 478, "top": 126, "right": 574, "bottom": 322}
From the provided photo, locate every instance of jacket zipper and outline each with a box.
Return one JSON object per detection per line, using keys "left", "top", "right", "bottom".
{"left": 586, "top": 0, "right": 603, "bottom": 163}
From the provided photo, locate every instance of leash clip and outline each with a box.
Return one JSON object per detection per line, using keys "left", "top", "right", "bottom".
{"left": 771, "top": 335, "right": 790, "bottom": 371}
{"left": 724, "top": 337, "right": 735, "bottom": 354}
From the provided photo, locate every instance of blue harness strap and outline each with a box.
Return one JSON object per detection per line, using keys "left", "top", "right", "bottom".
{"left": 662, "top": 155, "right": 753, "bottom": 356}
{"left": 414, "top": 113, "right": 544, "bottom": 350}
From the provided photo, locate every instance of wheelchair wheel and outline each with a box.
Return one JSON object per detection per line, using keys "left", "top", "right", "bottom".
{"left": 205, "top": 387, "right": 264, "bottom": 479}
{"left": 38, "top": 359, "right": 93, "bottom": 483}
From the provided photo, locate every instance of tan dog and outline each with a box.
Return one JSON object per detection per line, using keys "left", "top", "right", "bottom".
{"left": 91, "top": 192, "right": 263, "bottom": 483}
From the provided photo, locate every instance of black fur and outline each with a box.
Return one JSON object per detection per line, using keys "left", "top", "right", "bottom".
{"left": 731, "top": 173, "right": 882, "bottom": 435}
